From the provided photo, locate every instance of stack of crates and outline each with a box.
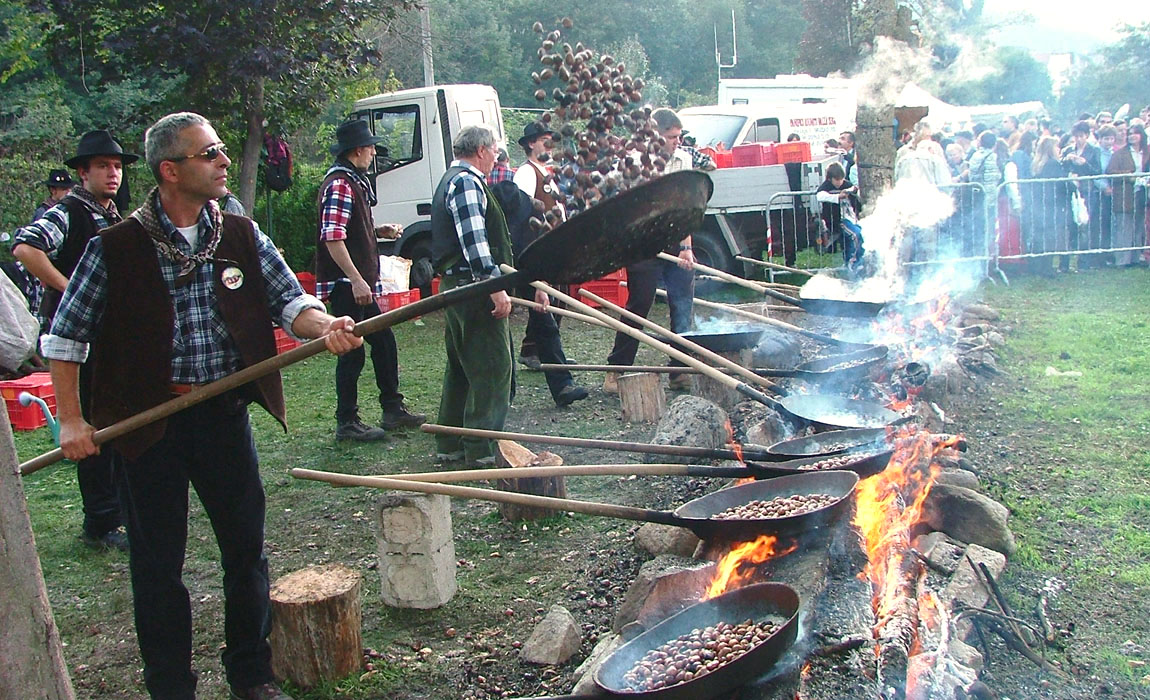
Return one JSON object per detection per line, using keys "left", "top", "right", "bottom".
{"left": 1, "top": 373, "right": 55, "bottom": 431}
{"left": 776, "top": 141, "right": 812, "bottom": 164}
{"left": 732, "top": 143, "right": 778, "bottom": 167}
{"left": 273, "top": 327, "right": 300, "bottom": 355}
{"left": 570, "top": 268, "right": 628, "bottom": 308}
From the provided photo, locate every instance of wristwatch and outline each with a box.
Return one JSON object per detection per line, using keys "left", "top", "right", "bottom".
{"left": 679, "top": 244, "right": 693, "bottom": 251}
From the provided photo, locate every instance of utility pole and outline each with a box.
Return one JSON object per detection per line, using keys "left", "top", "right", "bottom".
{"left": 419, "top": 4, "right": 435, "bottom": 87}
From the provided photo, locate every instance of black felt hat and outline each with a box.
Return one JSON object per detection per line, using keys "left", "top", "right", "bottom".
{"left": 64, "top": 130, "right": 139, "bottom": 168}
{"left": 517, "top": 121, "right": 558, "bottom": 148}
{"left": 43, "top": 169, "right": 77, "bottom": 188}
{"left": 330, "top": 119, "right": 385, "bottom": 156}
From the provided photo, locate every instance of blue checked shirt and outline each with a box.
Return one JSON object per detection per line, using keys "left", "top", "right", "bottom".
{"left": 14, "top": 199, "right": 114, "bottom": 257}
{"left": 42, "top": 207, "right": 324, "bottom": 384}
{"left": 444, "top": 160, "right": 500, "bottom": 280}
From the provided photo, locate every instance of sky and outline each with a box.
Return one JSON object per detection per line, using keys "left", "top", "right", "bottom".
{"left": 984, "top": 0, "right": 1150, "bottom": 53}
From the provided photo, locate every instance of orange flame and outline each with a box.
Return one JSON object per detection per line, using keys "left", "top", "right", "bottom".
{"left": 703, "top": 535, "right": 796, "bottom": 600}
{"left": 724, "top": 419, "right": 745, "bottom": 464}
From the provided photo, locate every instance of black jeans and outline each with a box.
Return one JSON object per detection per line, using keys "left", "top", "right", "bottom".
{"left": 606, "top": 257, "right": 694, "bottom": 368}
{"left": 525, "top": 304, "right": 575, "bottom": 399}
{"left": 114, "top": 394, "right": 273, "bottom": 699}
{"left": 329, "top": 282, "right": 403, "bottom": 423}
{"left": 78, "top": 360, "right": 121, "bottom": 537}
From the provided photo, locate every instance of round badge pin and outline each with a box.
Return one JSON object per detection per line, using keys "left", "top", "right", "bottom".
{"left": 221, "top": 266, "right": 244, "bottom": 290}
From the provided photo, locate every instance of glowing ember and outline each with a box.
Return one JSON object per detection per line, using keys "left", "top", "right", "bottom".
{"left": 725, "top": 420, "right": 745, "bottom": 464}
{"left": 703, "top": 535, "right": 796, "bottom": 600}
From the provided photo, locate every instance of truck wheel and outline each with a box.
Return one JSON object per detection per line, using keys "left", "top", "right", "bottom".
{"left": 691, "top": 228, "right": 736, "bottom": 275}
{"left": 402, "top": 238, "right": 435, "bottom": 297}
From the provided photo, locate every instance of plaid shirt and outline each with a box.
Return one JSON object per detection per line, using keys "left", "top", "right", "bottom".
{"left": 682, "top": 145, "right": 715, "bottom": 170}
{"left": 316, "top": 168, "right": 385, "bottom": 301}
{"left": 444, "top": 160, "right": 500, "bottom": 280}
{"left": 14, "top": 199, "right": 114, "bottom": 257}
{"left": 488, "top": 160, "right": 514, "bottom": 185}
{"left": 42, "top": 208, "right": 323, "bottom": 384}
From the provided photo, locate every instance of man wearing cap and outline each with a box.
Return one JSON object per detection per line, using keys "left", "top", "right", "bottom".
{"left": 430, "top": 124, "right": 514, "bottom": 466}
{"left": 511, "top": 121, "right": 587, "bottom": 406}
{"left": 32, "top": 169, "right": 77, "bottom": 222}
{"left": 316, "top": 119, "right": 425, "bottom": 441}
{"left": 44, "top": 111, "right": 364, "bottom": 700}
{"left": 13, "top": 129, "right": 133, "bottom": 552}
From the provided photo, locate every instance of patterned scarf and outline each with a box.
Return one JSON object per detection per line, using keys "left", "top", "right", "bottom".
{"left": 129, "top": 187, "right": 224, "bottom": 286}
{"left": 66, "top": 184, "right": 123, "bottom": 225}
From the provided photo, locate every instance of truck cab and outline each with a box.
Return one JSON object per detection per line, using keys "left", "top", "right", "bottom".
{"left": 678, "top": 104, "right": 850, "bottom": 150}
{"left": 350, "top": 84, "right": 505, "bottom": 290}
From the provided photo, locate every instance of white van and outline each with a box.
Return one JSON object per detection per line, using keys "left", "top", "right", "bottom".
{"left": 678, "top": 104, "right": 852, "bottom": 150}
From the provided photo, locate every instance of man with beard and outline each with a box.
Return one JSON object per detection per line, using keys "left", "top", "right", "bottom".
{"left": 13, "top": 130, "right": 134, "bottom": 552}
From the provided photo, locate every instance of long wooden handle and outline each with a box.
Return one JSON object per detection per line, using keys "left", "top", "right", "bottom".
{"left": 419, "top": 423, "right": 775, "bottom": 462}
{"left": 500, "top": 265, "right": 781, "bottom": 411}
{"left": 509, "top": 296, "right": 612, "bottom": 329}
{"left": 679, "top": 292, "right": 862, "bottom": 349}
{"left": 18, "top": 273, "right": 519, "bottom": 476}
{"left": 373, "top": 463, "right": 751, "bottom": 482}
{"left": 736, "top": 255, "right": 816, "bottom": 277}
{"left": 657, "top": 252, "right": 800, "bottom": 293}
{"left": 291, "top": 468, "right": 683, "bottom": 527}
{"left": 541, "top": 364, "right": 701, "bottom": 374}
{"left": 576, "top": 288, "right": 776, "bottom": 392}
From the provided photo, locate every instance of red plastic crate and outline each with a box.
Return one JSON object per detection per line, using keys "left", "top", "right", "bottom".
{"left": 295, "top": 271, "right": 316, "bottom": 296}
{"left": 431, "top": 277, "right": 441, "bottom": 295}
{"left": 776, "top": 141, "right": 812, "bottom": 164}
{"left": 273, "top": 327, "right": 300, "bottom": 355}
{"left": 1, "top": 373, "right": 56, "bottom": 431}
{"left": 377, "top": 288, "right": 421, "bottom": 313}
{"left": 571, "top": 278, "right": 629, "bottom": 309}
{"left": 732, "top": 143, "right": 778, "bottom": 167}
{"left": 713, "top": 151, "right": 734, "bottom": 169}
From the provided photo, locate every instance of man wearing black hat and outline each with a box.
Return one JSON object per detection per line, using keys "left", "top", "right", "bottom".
{"left": 316, "top": 119, "right": 425, "bottom": 441}
{"left": 12, "top": 129, "right": 135, "bottom": 552}
{"left": 510, "top": 121, "right": 587, "bottom": 406}
{"left": 32, "top": 169, "right": 76, "bottom": 222}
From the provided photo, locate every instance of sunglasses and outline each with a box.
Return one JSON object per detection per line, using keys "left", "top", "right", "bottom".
{"left": 169, "top": 142, "right": 228, "bottom": 163}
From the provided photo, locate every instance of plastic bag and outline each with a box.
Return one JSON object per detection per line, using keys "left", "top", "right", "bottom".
{"left": 1071, "top": 190, "right": 1090, "bottom": 227}
{"left": 0, "top": 270, "right": 40, "bottom": 371}
{"left": 377, "top": 254, "right": 414, "bottom": 294}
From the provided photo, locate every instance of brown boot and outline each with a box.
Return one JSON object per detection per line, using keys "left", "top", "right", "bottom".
{"left": 603, "top": 371, "right": 620, "bottom": 394}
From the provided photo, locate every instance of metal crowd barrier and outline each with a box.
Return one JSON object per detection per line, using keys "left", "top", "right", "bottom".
{"left": 764, "top": 189, "right": 839, "bottom": 274}
{"left": 993, "top": 172, "right": 1149, "bottom": 274}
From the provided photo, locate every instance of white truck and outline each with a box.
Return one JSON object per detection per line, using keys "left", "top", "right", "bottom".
{"left": 351, "top": 84, "right": 834, "bottom": 283}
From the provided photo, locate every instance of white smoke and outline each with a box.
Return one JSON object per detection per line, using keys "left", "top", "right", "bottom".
{"left": 853, "top": 36, "right": 934, "bottom": 108}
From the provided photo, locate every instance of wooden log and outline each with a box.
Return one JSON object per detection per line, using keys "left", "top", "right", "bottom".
{"left": 494, "top": 440, "right": 567, "bottom": 521}
{"left": 617, "top": 372, "right": 666, "bottom": 423}
{"left": 269, "top": 563, "right": 363, "bottom": 689}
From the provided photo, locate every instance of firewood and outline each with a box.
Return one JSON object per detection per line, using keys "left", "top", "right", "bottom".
{"left": 494, "top": 440, "right": 567, "bottom": 521}
{"left": 269, "top": 564, "right": 363, "bottom": 689}
{"left": 616, "top": 372, "right": 666, "bottom": 422}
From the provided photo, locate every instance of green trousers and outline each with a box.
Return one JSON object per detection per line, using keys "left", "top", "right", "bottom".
{"left": 436, "top": 276, "right": 514, "bottom": 463}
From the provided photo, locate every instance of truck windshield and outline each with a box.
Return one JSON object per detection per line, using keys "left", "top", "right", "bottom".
{"left": 361, "top": 105, "right": 423, "bottom": 174}
{"left": 678, "top": 115, "right": 747, "bottom": 150}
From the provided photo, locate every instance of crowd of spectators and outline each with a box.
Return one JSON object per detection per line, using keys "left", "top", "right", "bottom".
{"left": 892, "top": 106, "right": 1150, "bottom": 275}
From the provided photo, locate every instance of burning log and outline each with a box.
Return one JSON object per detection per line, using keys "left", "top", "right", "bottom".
{"left": 874, "top": 505, "right": 923, "bottom": 699}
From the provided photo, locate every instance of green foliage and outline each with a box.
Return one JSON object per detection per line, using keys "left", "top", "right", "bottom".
{"left": 1058, "top": 23, "right": 1150, "bottom": 121}
{"left": 251, "top": 162, "right": 325, "bottom": 273}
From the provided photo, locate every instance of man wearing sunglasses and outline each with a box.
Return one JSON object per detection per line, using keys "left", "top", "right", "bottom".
{"left": 42, "top": 112, "right": 364, "bottom": 700}
{"left": 316, "top": 119, "right": 425, "bottom": 442}
{"left": 13, "top": 129, "right": 135, "bottom": 553}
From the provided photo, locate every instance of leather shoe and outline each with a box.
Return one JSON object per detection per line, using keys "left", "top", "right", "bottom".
{"left": 556, "top": 384, "right": 589, "bottom": 407}
{"left": 518, "top": 354, "right": 542, "bottom": 370}
{"left": 380, "top": 403, "right": 427, "bottom": 430}
{"left": 229, "top": 682, "right": 294, "bottom": 700}
{"left": 603, "top": 371, "right": 620, "bottom": 394}
{"left": 80, "top": 528, "right": 129, "bottom": 552}
{"left": 336, "top": 419, "right": 388, "bottom": 442}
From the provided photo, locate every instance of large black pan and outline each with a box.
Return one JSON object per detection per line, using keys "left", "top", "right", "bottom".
{"left": 20, "top": 171, "right": 714, "bottom": 476}
{"left": 767, "top": 427, "right": 890, "bottom": 457}
{"left": 750, "top": 447, "right": 894, "bottom": 478}
{"left": 749, "top": 344, "right": 889, "bottom": 385}
{"left": 759, "top": 286, "right": 886, "bottom": 317}
{"left": 778, "top": 394, "right": 903, "bottom": 431}
{"left": 659, "top": 327, "right": 765, "bottom": 354}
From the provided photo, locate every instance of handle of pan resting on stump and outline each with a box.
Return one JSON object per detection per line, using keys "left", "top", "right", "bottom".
{"left": 17, "top": 273, "right": 524, "bottom": 477}
{"left": 681, "top": 293, "right": 863, "bottom": 349}
{"left": 575, "top": 287, "right": 777, "bottom": 392}
{"left": 290, "top": 468, "right": 684, "bottom": 527}
{"left": 508, "top": 296, "right": 612, "bottom": 329}
{"left": 736, "top": 255, "right": 816, "bottom": 277}
{"left": 366, "top": 462, "right": 751, "bottom": 483}
{"left": 656, "top": 251, "right": 769, "bottom": 295}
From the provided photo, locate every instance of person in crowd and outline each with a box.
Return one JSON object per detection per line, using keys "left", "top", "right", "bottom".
{"left": 430, "top": 124, "right": 513, "bottom": 467}
{"left": 954, "top": 130, "right": 975, "bottom": 159}
{"left": 1023, "top": 118, "right": 1039, "bottom": 137}
{"left": 602, "top": 108, "right": 710, "bottom": 395}
{"left": 1039, "top": 118, "right": 1054, "bottom": 138}
{"left": 946, "top": 143, "right": 968, "bottom": 181}
{"left": 1106, "top": 122, "right": 1141, "bottom": 266}
{"left": 316, "top": 119, "right": 426, "bottom": 442}
{"left": 33, "top": 169, "right": 76, "bottom": 222}
{"left": 823, "top": 138, "right": 841, "bottom": 154}
{"left": 786, "top": 133, "right": 802, "bottom": 142}
{"left": 44, "top": 111, "right": 364, "bottom": 700}
{"left": 488, "top": 147, "right": 514, "bottom": 185}
{"left": 1027, "top": 135, "right": 1074, "bottom": 276}
{"left": 967, "top": 131, "right": 1001, "bottom": 260}
{"left": 509, "top": 121, "right": 588, "bottom": 406}
{"left": 1095, "top": 111, "right": 1113, "bottom": 132}
{"left": 816, "top": 162, "right": 864, "bottom": 272}
{"left": 12, "top": 130, "right": 133, "bottom": 553}
{"left": 1061, "top": 120, "right": 1102, "bottom": 271}
{"left": 1001, "top": 132, "right": 1037, "bottom": 268}
{"left": 1126, "top": 121, "right": 1149, "bottom": 264}
{"left": 1088, "top": 125, "right": 1117, "bottom": 269}
{"left": 1000, "top": 115, "right": 1020, "bottom": 150}
{"left": 839, "top": 130, "right": 856, "bottom": 180}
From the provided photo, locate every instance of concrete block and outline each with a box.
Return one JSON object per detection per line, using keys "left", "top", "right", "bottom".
{"left": 375, "top": 493, "right": 453, "bottom": 554}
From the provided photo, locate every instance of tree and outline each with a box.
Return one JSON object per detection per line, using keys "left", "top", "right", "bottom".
{"left": 38, "top": 0, "right": 412, "bottom": 212}
{"left": 797, "top": 0, "right": 856, "bottom": 76}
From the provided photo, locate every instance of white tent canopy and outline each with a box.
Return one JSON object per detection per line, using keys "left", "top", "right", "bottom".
{"left": 895, "top": 82, "right": 1046, "bottom": 131}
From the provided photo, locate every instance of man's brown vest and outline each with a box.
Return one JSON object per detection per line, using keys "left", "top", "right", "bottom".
{"left": 526, "top": 161, "right": 559, "bottom": 213}
{"left": 314, "top": 169, "right": 379, "bottom": 288}
{"left": 89, "top": 214, "right": 286, "bottom": 459}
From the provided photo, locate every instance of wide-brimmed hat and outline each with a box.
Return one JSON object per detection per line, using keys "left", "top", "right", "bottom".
{"left": 64, "top": 130, "right": 139, "bottom": 168}
{"left": 517, "top": 121, "right": 558, "bottom": 148}
{"left": 330, "top": 120, "right": 385, "bottom": 156}
{"left": 43, "top": 169, "right": 77, "bottom": 188}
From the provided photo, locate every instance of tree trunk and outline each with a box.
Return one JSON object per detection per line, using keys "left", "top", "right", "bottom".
{"left": 238, "top": 77, "right": 266, "bottom": 218}
{"left": 0, "top": 412, "right": 76, "bottom": 699}
{"left": 617, "top": 372, "right": 667, "bottom": 422}
{"left": 269, "top": 564, "right": 363, "bottom": 689}
{"left": 856, "top": 104, "right": 896, "bottom": 213}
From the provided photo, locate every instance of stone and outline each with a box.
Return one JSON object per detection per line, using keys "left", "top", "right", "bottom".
{"left": 911, "top": 531, "right": 948, "bottom": 558}
{"left": 730, "top": 400, "right": 791, "bottom": 448}
{"left": 986, "top": 331, "right": 1006, "bottom": 347}
{"left": 921, "top": 484, "right": 1016, "bottom": 556}
{"left": 377, "top": 546, "right": 457, "bottom": 609}
{"left": 922, "top": 355, "right": 965, "bottom": 404}
{"left": 644, "top": 396, "right": 729, "bottom": 465}
{"left": 950, "top": 638, "right": 983, "bottom": 672}
{"left": 570, "top": 633, "right": 624, "bottom": 695}
{"left": 613, "top": 555, "right": 712, "bottom": 631}
{"left": 925, "top": 538, "right": 966, "bottom": 575}
{"left": 941, "top": 544, "right": 1007, "bottom": 641}
{"left": 961, "top": 303, "right": 1001, "bottom": 322}
{"left": 521, "top": 605, "right": 581, "bottom": 665}
{"left": 935, "top": 469, "right": 980, "bottom": 491}
{"left": 748, "top": 324, "right": 803, "bottom": 369}
{"left": 375, "top": 493, "right": 453, "bottom": 554}
{"left": 635, "top": 523, "right": 700, "bottom": 557}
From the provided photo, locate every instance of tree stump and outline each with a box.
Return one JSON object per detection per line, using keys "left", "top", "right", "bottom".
{"left": 269, "top": 564, "right": 363, "bottom": 689}
{"left": 494, "top": 440, "right": 567, "bottom": 521}
{"left": 692, "top": 350, "right": 752, "bottom": 412}
{"left": 617, "top": 371, "right": 665, "bottom": 422}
